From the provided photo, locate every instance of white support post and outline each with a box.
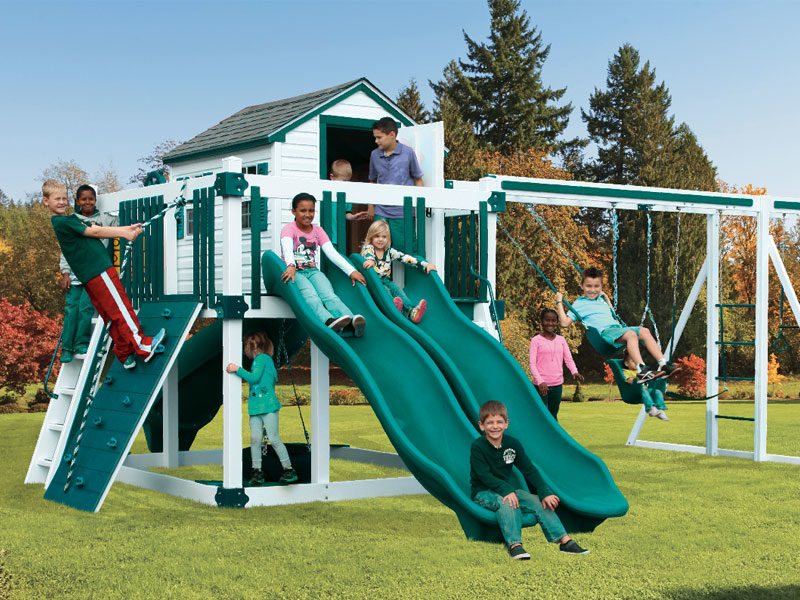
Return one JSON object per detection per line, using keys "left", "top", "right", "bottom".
{"left": 768, "top": 237, "right": 800, "bottom": 328}
{"left": 163, "top": 190, "right": 178, "bottom": 295}
{"left": 663, "top": 258, "right": 708, "bottom": 360}
{"left": 753, "top": 203, "right": 770, "bottom": 461}
{"left": 162, "top": 362, "right": 179, "bottom": 468}
{"left": 427, "top": 208, "right": 446, "bottom": 271}
{"left": 626, "top": 405, "right": 649, "bottom": 446}
{"left": 310, "top": 342, "right": 330, "bottom": 484}
{"left": 221, "top": 157, "right": 244, "bottom": 488}
{"left": 706, "top": 213, "right": 720, "bottom": 456}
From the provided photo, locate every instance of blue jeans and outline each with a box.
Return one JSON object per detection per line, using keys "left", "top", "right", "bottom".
{"left": 473, "top": 489, "right": 567, "bottom": 547}
{"left": 294, "top": 268, "right": 353, "bottom": 324}
{"left": 250, "top": 411, "right": 291, "bottom": 470}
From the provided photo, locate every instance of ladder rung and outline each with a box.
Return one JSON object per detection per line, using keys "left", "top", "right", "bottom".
{"left": 716, "top": 376, "right": 755, "bottom": 381}
{"left": 779, "top": 325, "right": 799, "bottom": 329}
{"left": 715, "top": 415, "right": 755, "bottom": 422}
{"left": 716, "top": 303, "right": 755, "bottom": 308}
{"left": 716, "top": 341, "right": 755, "bottom": 346}
{"left": 57, "top": 387, "right": 76, "bottom": 396}
{"left": 47, "top": 422, "right": 64, "bottom": 432}
{"left": 36, "top": 457, "right": 53, "bottom": 468}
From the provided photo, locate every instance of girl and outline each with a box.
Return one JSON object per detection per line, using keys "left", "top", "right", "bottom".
{"left": 226, "top": 332, "right": 298, "bottom": 486}
{"left": 361, "top": 220, "right": 436, "bottom": 324}
{"left": 529, "top": 309, "right": 583, "bottom": 420}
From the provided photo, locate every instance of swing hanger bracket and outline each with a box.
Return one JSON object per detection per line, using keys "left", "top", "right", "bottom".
{"left": 487, "top": 191, "right": 506, "bottom": 213}
{"left": 637, "top": 203, "right": 652, "bottom": 212}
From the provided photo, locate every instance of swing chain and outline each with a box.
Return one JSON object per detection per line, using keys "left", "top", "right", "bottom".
{"left": 639, "top": 209, "right": 661, "bottom": 347}
{"left": 527, "top": 205, "right": 583, "bottom": 275}
{"left": 612, "top": 207, "right": 619, "bottom": 312}
{"left": 278, "top": 319, "right": 311, "bottom": 450}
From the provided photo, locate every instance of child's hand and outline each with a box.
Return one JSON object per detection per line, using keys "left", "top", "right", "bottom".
{"left": 502, "top": 491, "right": 519, "bottom": 509}
{"left": 120, "top": 223, "right": 144, "bottom": 242}
{"left": 537, "top": 383, "right": 549, "bottom": 396}
{"left": 225, "top": 363, "right": 238, "bottom": 373}
{"left": 572, "top": 372, "right": 584, "bottom": 381}
{"left": 60, "top": 273, "right": 71, "bottom": 291}
{"left": 362, "top": 259, "right": 376, "bottom": 270}
{"left": 424, "top": 263, "right": 437, "bottom": 274}
{"left": 555, "top": 292, "right": 564, "bottom": 304}
{"left": 281, "top": 265, "right": 296, "bottom": 283}
{"left": 541, "top": 495, "right": 560, "bottom": 510}
{"left": 350, "top": 271, "right": 366, "bottom": 286}
{"left": 353, "top": 211, "right": 369, "bottom": 221}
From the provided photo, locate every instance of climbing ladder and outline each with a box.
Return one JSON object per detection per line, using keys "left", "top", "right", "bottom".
{"left": 715, "top": 302, "right": 756, "bottom": 423}
{"left": 40, "top": 300, "right": 201, "bottom": 512}
{"left": 25, "top": 317, "right": 111, "bottom": 486}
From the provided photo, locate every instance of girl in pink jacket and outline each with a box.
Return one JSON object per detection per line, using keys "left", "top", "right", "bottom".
{"left": 529, "top": 309, "right": 583, "bottom": 420}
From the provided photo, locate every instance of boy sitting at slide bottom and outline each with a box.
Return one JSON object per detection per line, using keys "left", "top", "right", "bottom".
{"left": 621, "top": 350, "right": 669, "bottom": 421}
{"left": 470, "top": 400, "right": 589, "bottom": 560}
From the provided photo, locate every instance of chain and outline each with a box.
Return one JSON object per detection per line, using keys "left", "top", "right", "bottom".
{"left": 639, "top": 210, "right": 661, "bottom": 347}
{"left": 527, "top": 205, "right": 583, "bottom": 276}
{"left": 278, "top": 319, "right": 311, "bottom": 450}
{"left": 672, "top": 211, "right": 681, "bottom": 314}
{"left": 612, "top": 207, "right": 619, "bottom": 312}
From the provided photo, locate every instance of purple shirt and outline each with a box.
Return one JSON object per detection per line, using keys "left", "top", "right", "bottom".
{"left": 368, "top": 142, "right": 423, "bottom": 219}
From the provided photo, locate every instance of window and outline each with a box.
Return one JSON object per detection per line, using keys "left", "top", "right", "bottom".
{"left": 242, "top": 200, "right": 251, "bottom": 229}
{"left": 185, "top": 208, "right": 193, "bottom": 236}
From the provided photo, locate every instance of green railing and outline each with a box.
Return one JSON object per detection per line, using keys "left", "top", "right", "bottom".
{"left": 119, "top": 194, "right": 166, "bottom": 308}
{"left": 444, "top": 201, "right": 489, "bottom": 302}
{"left": 249, "top": 186, "right": 268, "bottom": 309}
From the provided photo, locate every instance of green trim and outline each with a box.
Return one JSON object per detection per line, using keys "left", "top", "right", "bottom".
{"left": 214, "top": 486, "right": 249, "bottom": 507}
{"left": 213, "top": 295, "right": 249, "bottom": 319}
{"left": 479, "top": 201, "right": 488, "bottom": 300}
{"left": 488, "top": 191, "right": 506, "bottom": 213}
{"left": 444, "top": 180, "right": 454, "bottom": 189}
{"left": 214, "top": 172, "right": 249, "bottom": 197}
{"left": 774, "top": 200, "right": 800, "bottom": 211}
{"left": 256, "top": 162, "right": 269, "bottom": 175}
{"left": 500, "top": 180, "right": 754, "bottom": 208}
{"left": 416, "top": 197, "right": 426, "bottom": 256}
{"left": 403, "top": 196, "right": 414, "bottom": 252}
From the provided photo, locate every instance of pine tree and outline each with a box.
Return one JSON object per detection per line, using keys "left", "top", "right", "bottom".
{"left": 448, "top": 0, "right": 582, "bottom": 154}
{"left": 396, "top": 79, "right": 430, "bottom": 124}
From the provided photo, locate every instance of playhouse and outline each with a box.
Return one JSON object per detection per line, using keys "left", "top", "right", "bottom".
{"left": 25, "top": 78, "right": 800, "bottom": 542}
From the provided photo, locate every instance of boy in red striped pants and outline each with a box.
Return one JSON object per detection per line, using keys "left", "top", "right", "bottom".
{"left": 43, "top": 180, "right": 165, "bottom": 369}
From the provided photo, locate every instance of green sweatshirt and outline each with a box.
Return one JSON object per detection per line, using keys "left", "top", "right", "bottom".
{"left": 470, "top": 434, "right": 554, "bottom": 499}
{"left": 234, "top": 353, "right": 280, "bottom": 416}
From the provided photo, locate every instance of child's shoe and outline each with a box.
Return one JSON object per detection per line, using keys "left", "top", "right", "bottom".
{"left": 508, "top": 544, "right": 530, "bottom": 560}
{"left": 392, "top": 297, "right": 404, "bottom": 313}
{"left": 660, "top": 361, "right": 680, "bottom": 377}
{"left": 326, "top": 315, "right": 351, "bottom": 332}
{"left": 409, "top": 299, "right": 427, "bottom": 324}
{"left": 144, "top": 328, "right": 166, "bottom": 363}
{"left": 249, "top": 468, "right": 265, "bottom": 486}
{"left": 654, "top": 410, "right": 670, "bottom": 421}
{"left": 279, "top": 468, "right": 298, "bottom": 485}
{"left": 74, "top": 347, "right": 88, "bottom": 360}
{"left": 648, "top": 406, "right": 660, "bottom": 417}
{"left": 123, "top": 355, "right": 137, "bottom": 370}
{"left": 636, "top": 366, "right": 658, "bottom": 383}
{"left": 559, "top": 539, "right": 590, "bottom": 554}
{"left": 60, "top": 350, "right": 74, "bottom": 364}
{"left": 351, "top": 315, "right": 366, "bottom": 338}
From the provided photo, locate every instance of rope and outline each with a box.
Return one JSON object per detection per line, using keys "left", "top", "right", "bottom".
{"left": 277, "top": 319, "right": 311, "bottom": 450}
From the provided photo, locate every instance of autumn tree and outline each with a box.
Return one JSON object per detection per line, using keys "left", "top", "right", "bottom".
{"left": 396, "top": 79, "right": 430, "bottom": 124}
{"left": 94, "top": 162, "right": 122, "bottom": 194}
{"left": 39, "top": 159, "right": 90, "bottom": 202}
{"left": 129, "top": 140, "right": 180, "bottom": 185}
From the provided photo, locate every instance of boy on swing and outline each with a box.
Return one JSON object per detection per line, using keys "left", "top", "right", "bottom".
{"left": 556, "top": 266, "right": 678, "bottom": 383}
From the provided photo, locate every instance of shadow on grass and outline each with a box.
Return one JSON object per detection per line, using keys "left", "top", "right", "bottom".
{"left": 666, "top": 585, "right": 800, "bottom": 599}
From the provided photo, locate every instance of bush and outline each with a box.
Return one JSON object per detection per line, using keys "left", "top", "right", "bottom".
{"left": 499, "top": 313, "right": 532, "bottom": 376}
{"left": 329, "top": 388, "right": 367, "bottom": 405}
{"left": 572, "top": 381, "right": 586, "bottom": 402}
{"left": 671, "top": 354, "right": 706, "bottom": 397}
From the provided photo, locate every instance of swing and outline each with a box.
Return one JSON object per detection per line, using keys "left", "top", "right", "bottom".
{"left": 606, "top": 358, "right": 667, "bottom": 405}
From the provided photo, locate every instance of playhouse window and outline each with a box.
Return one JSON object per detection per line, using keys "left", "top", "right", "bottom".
{"left": 185, "top": 208, "right": 193, "bottom": 236}
{"left": 242, "top": 200, "right": 251, "bottom": 229}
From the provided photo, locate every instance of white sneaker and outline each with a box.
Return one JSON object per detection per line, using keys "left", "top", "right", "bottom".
{"left": 655, "top": 410, "right": 670, "bottom": 421}
{"left": 327, "top": 316, "right": 351, "bottom": 332}
{"left": 648, "top": 406, "right": 660, "bottom": 417}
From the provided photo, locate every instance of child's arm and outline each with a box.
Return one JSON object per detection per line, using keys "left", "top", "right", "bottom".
{"left": 321, "top": 242, "right": 366, "bottom": 286}
{"left": 59, "top": 253, "right": 71, "bottom": 291}
{"left": 470, "top": 444, "right": 516, "bottom": 497}
{"left": 226, "top": 354, "right": 266, "bottom": 383}
{"left": 555, "top": 292, "right": 575, "bottom": 328}
{"left": 361, "top": 244, "right": 377, "bottom": 270}
{"left": 83, "top": 223, "right": 143, "bottom": 242}
{"left": 280, "top": 236, "right": 297, "bottom": 282}
{"left": 529, "top": 337, "right": 548, "bottom": 396}
{"left": 391, "top": 248, "right": 437, "bottom": 274}
{"left": 560, "top": 337, "right": 583, "bottom": 381}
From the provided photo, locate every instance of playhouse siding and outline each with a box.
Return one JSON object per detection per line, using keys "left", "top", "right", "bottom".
{"left": 171, "top": 146, "right": 274, "bottom": 180}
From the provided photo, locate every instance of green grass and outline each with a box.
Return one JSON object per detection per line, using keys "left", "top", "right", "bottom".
{"left": 2, "top": 398, "right": 800, "bottom": 599}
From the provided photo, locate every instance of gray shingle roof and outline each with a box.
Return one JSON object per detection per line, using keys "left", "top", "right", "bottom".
{"left": 163, "top": 78, "right": 366, "bottom": 164}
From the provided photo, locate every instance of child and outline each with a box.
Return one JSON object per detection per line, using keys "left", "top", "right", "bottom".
{"left": 43, "top": 180, "right": 165, "bottom": 370}
{"left": 368, "top": 116, "right": 424, "bottom": 252}
{"left": 361, "top": 220, "right": 436, "bottom": 324}
{"left": 529, "top": 309, "right": 583, "bottom": 420}
{"left": 555, "top": 266, "right": 678, "bottom": 383}
{"left": 471, "top": 400, "right": 589, "bottom": 559}
{"left": 329, "top": 159, "right": 368, "bottom": 222}
{"left": 226, "top": 332, "right": 297, "bottom": 485}
{"left": 280, "top": 192, "right": 368, "bottom": 336}
{"left": 59, "top": 184, "right": 118, "bottom": 363}
{"left": 620, "top": 349, "right": 669, "bottom": 421}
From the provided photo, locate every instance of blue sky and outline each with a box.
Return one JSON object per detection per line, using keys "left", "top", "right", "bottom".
{"left": 1, "top": 0, "right": 798, "bottom": 201}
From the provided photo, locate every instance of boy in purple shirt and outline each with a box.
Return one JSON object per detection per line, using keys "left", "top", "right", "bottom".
{"left": 368, "top": 117, "right": 423, "bottom": 252}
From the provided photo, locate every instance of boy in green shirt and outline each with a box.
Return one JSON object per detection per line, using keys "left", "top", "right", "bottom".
{"left": 470, "top": 400, "right": 589, "bottom": 559}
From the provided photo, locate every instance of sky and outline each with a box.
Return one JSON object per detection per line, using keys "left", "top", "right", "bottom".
{"left": 1, "top": 0, "right": 798, "bottom": 202}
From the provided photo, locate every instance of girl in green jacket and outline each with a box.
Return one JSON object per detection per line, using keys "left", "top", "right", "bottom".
{"left": 226, "top": 332, "right": 297, "bottom": 486}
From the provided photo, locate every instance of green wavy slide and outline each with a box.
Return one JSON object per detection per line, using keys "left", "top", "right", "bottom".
{"left": 263, "top": 251, "right": 628, "bottom": 542}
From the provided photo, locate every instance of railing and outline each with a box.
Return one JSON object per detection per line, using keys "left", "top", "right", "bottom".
{"left": 119, "top": 194, "right": 166, "bottom": 308}
{"left": 444, "top": 201, "right": 489, "bottom": 302}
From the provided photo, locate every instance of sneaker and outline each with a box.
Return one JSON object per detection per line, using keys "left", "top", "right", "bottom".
{"left": 409, "top": 299, "right": 428, "bottom": 324}
{"left": 636, "top": 367, "right": 658, "bottom": 383}
{"left": 327, "top": 315, "right": 351, "bottom": 332}
{"left": 123, "top": 355, "right": 136, "bottom": 370}
{"left": 144, "top": 328, "right": 166, "bottom": 363}
{"left": 74, "top": 347, "right": 88, "bottom": 360}
{"left": 655, "top": 410, "right": 670, "bottom": 421}
{"left": 660, "top": 362, "right": 681, "bottom": 377}
{"left": 508, "top": 544, "right": 531, "bottom": 560}
{"left": 351, "top": 314, "right": 366, "bottom": 338}
{"left": 392, "top": 297, "right": 404, "bottom": 313}
{"left": 249, "top": 468, "right": 265, "bottom": 487}
{"left": 60, "top": 350, "right": 74, "bottom": 364}
{"left": 559, "top": 540, "right": 590, "bottom": 555}
{"left": 279, "top": 468, "right": 298, "bottom": 485}
{"left": 648, "top": 406, "right": 660, "bottom": 417}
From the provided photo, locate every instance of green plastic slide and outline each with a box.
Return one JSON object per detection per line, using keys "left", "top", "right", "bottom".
{"left": 352, "top": 254, "right": 629, "bottom": 530}
{"left": 263, "top": 251, "right": 624, "bottom": 541}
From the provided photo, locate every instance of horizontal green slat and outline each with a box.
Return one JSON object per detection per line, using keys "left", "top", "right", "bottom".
{"left": 715, "top": 415, "right": 756, "bottom": 422}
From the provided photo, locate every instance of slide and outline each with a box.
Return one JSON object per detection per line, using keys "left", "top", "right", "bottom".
{"left": 352, "top": 254, "right": 629, "bottom": 529}
{"left": 262, "top": 251, "right": 622, "bottom": 542}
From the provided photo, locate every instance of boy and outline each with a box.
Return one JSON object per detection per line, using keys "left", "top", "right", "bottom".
{"left": 329, "top": 159, "right": 368, "bottom": 222}
{"left": 368, "top": 117, "right": 423, "bottom": 252}
{"left": 58, "top": 184, "right": 118, "bottom": 363}
{"left": 470, "top": 400, "right": 589, "bottom": 560}
{"left": 43, "top": 180, "right": 165, "bottom": 369}
{"left": 556, "top": 266, "right": 678, "bottom": 383}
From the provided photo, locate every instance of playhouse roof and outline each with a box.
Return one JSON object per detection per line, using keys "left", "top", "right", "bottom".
{"left": 163, "top": 77, "right": 413, "bottom": 165}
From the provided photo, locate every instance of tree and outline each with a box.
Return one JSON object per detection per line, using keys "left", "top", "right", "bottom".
{"left": 446, "top": 0, "right": 582, "bottom": 155}
{"left": 396, "top": 79, "right": 430, "bottom": 124}
{"left": 129, "top": 140, "right": 180, "bottom": 185}
{"left": 0, "top": 188, "right": 11, "bottom": 208}
{"left": 768, "top": 353, "right": 785, "bottom": 392}
{"left": 39, "top": 159, "right": 90, "bottom": 202}
{"left": 672, "top": 354, "right": 706, "bottom": 397}
{"left": 94, "top": 162, "right": 122, "bottom": 194}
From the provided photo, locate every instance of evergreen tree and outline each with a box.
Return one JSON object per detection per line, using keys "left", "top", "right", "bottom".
{"left": 449, "top": 0, "right": 582, "bottom": 154}
{"left": 396, "top": 79, "right": 430, "bottom": 124}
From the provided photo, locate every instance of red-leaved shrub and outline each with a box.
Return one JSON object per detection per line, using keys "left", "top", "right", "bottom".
{"left": 671, "top": 354, "right": 706, "bottom": 397}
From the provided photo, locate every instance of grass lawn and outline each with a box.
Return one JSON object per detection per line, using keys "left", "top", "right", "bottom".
{"left": 2, "top": 395, "right": 799, "bottom": 599}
